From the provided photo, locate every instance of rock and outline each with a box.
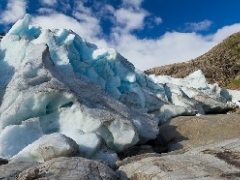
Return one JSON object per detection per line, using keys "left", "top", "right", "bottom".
{"left": 118, "top": 145, "right": 156, "bottom": 160}
{"left": 227, "top": 108, "right": 240, "bottom": 114}
{"left": 158, "top": 114, "right": 240, "bottom": 151}
{"left": 0, "top": 162, "right": 38, "bottom": 179}
{"left": 91, "top": 146, "right": 119, "bottom": 169}
{"left": 235, "top": 108, "right": 240, "bottom": 114}
{"left": 117, "top": 139, "right": 240, "bottom": 179}
{"left": 0, "top": 158, "right": 8, "bottom": 165}
{"left": 17, "top": 157, "right": 118, "bottom": 180}
{"left": 11, "top": 133, "right": 79, "bottom": 163}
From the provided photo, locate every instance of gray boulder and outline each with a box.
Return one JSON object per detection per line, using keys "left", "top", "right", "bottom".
{"left": 117, "top": 139, "right": 240, "bottom": 180}
{"left": 18, "top": 157, "right": 118, "bottom": 180}
{"left": 0, "top": 162, "right": 38, "bottom": 179}
{"left": 0, "top": 158, "right": 8, "bottom": 165}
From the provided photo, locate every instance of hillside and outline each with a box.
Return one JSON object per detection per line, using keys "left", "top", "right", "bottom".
{"left": 145, "top": 32, "right": 240, "bottom": 89}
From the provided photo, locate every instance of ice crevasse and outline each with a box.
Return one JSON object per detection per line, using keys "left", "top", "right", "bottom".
{"left": 0, "top": 14, "right": 239, "bottom": 165}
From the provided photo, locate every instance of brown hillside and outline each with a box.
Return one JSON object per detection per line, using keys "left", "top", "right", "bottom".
{"left": 145, "top": 32, "right": 240, "bottom": 89}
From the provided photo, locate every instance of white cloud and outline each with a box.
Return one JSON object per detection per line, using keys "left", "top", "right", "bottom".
{"left": 41, "top": 0, "right": 57, "bottom": 6}
{"left": 0, "top": 0, "right": 27, "bottom": 24}
{"left": 114, "top": 8, "right": 148, "bottom": 33}
{"left": 31, "top": 2, "right": 101, "bottom": 41}
{"left": 32, "top": 10, "right": 108, "bottom": 48}
{"left": 105, "top": 4, "right": 115, "bottom": 14}
{"left": 37, "top": 8, "right": 55, "bottom": 14}
{"left": 95, "top": 4, "right": 115, "bottom": 21}
{"left": 111, "top": 32, "right": 215, "bottom": 70}
{"left": 153, "top": 17, "right": 162, "bottom": 25}
{"left": 112, "top": 23, "right": 240, "bottom": 70}
{"left": 110, "top": 0, "right": 148, "bottom": 34}
{"left": 212, "top": 23, "right": 240, "bottom": 42}
{"left": 185, "top": 19, "right": 212, "bottom": 32}
{"left": 32, "top": 12, "right": 101, "bottom": 41}
{"left": 73, "top": 2, "right": 92, "bottom": 15}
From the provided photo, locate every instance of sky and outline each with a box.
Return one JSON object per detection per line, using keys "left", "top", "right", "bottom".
{"left": 1, "top": 0, "right": 240, "bottom": 70}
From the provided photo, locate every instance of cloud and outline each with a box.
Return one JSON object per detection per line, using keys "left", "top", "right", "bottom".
{"left": 37, "top": 8, "right": 55, "bottom": 14}
{"left": 32, "top": 6, "right": 108, "bottom": 48}
{"left": 73, "top": 1, "right": 92, "bottom": 15}
{"left": 115, "top": 23, "right": 240, "bottom": 70}
{"left": 32, "top": 12, "right": 103, "bottom": 43}
{"left": 111, "top": 32, "right": 216, "bottom": 70}
{"left": 185, "top": 19, "right": 212, "bottom": 32}
{"left": 114, "top": 7, "right": 148, "bottom": 33}
{"left": 0, "top": 0, "right": 27, "bottom": 24}
{"left": 212, "top": 23, "right": 240, "bottom": 42}
{"left": 40, "top": 0, "right": 57, "bottom": 6}
{"left": 110, "top": 0, "right": 149, "bottom": 34}
{"left": 92, "top": 4, "right": 115, "bottom": 21}
{"left": 154, "top": 17, "right": 162, "bottom": 25}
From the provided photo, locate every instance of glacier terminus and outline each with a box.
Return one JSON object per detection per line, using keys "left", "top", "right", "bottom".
{"left": 0, "top": 14, "right": 239, "bottom": 167}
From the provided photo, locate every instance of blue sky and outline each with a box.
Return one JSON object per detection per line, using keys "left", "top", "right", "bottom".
{"left": 1, "top": 0, "right": 240, "bottom": 70}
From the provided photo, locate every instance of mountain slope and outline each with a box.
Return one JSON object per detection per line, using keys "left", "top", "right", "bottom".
{"left": 145, "top": 32, "right": 240, "bottom": 89}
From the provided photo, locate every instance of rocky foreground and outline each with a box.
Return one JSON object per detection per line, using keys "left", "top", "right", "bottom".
{"left": 118, "top": 138, "right": 240, "bottom": 179}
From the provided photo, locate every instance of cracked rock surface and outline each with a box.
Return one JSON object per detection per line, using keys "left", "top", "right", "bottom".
{"left": 117, "top": 139, "right": 240, "bottom": 180}
{"left": 0, "top": 157, "right": 118, "bottom": 180}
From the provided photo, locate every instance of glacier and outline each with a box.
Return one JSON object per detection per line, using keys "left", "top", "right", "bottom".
{"left": 0, "top": 14, "right": 239, "bottom": 164}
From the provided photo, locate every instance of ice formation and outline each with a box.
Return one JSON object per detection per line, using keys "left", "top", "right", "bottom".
{"left": 0, "top": 15, "right": 239, "bottom": 164}
{"left": 11, "top": 133, "right": 78, "bottom": 163}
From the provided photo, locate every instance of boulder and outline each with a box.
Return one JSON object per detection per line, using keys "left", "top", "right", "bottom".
{"left": 0, "top": 158, "right": 8, "bottom": 165}
{"left": 17, "top": 157, "right": 118, "bottom": 180}
{"left": 117, "top": 139, "right": 240, "bottom": 179}
{"left": 0, "top": 162, "right": 38, "bottom": 179}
